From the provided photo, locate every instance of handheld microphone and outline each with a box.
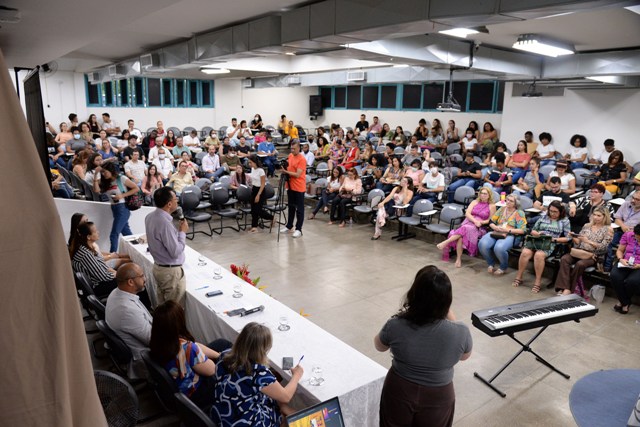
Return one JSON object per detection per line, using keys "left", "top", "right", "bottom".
{"left": 240, "top": 305, "right": 265, "bottom": 317}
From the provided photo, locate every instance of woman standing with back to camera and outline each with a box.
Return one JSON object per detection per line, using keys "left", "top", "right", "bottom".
{"left": 374, "top": 266, "right": 472, "bottom": 427}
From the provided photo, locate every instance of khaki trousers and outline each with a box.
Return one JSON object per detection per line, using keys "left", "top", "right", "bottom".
{"left": 152, "top": 265, "right": 186, "bottom": 307}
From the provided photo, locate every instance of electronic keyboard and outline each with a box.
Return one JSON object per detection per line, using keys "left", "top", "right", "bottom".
{"left": 472, "top": 294, "right": 598, "bottom": 337}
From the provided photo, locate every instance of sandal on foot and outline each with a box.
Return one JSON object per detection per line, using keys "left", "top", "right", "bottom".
{"left": 308, "top": 214, "right": 315, "bottom": 220}
{"left": 493, "top": 269, "right": 505, "bottom": 276}
{"left": 371, "top": 235, "right": 381, "bottom": 241}
{"left": 487, "top": 266, "right": 495, "bottom": 274}
{"left": 512, "top": 278, "right": 523, "bottom": 288}
{"left": 531, "top": 283, "right": 541, "bottom": 293}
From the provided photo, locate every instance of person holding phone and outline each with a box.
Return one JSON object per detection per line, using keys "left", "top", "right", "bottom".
{"left": 145, "top": 187, "right": 189, "bottom": 307}
{"left": 211, "top": 322, "right": 303, "bottom": 425}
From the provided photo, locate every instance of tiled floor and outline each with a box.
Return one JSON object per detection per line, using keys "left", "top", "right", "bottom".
{"left": 92, "top": 210, "right": 640, "bottom": 426}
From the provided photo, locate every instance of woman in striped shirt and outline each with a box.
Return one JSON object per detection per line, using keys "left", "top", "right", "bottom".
{"left": 70, "top": 222, "right": 117, "bottom": 298}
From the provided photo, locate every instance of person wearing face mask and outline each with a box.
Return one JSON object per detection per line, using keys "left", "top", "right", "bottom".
{"left": 412, "top": 162, "right": 445, "bottom": 204}
{"left": 460, "top": 128, "right": 478, "bottom": 155}
{"left": 152, "top": 148, "right": 175, "bottom": 183}
{"left": 65, "top": 126, "right": 88, "bottom": 153}
{"left": 221, "top": 146, "right": 241, "bottom": 175}
{"left": 250, "top": 114, "right": 263, "bottom": 133}
{"left": 257, "top": 134, "right": 277, "bottom": 177}
{"left": 148, "top": 136, "right": 167, "bottom": 163}
{"left": 404, "top": 159, "right": 425, "bottom": 186}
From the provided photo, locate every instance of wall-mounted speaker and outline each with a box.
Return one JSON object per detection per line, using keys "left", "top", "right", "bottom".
{"left": 309, "top": 95, "right": 323, "bottom": 116}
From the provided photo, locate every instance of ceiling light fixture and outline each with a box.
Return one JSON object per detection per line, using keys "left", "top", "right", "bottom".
{"left": 285, "top": 52, "right": 296, "bottom": 56}
{"left": 624, "top": 5, "right": 640, "bottom": 15}
{"left": 438, "top": 28, "right": 479, "bottom": 38}
{"left": 512, "top": 34, "right": 574, "bottom": 57}
{"left": 200, "top": 67, "right": 230, "bottom": 75}
{"left": 586, "top": 75, "right": 622, "bottom": 84}
{"left": 522, "top": 79, "right": 543, "bottom": 97}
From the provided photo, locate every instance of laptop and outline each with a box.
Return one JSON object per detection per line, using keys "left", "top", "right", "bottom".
{"left": 287, "top": 396, "right": 345, "bottom": 427}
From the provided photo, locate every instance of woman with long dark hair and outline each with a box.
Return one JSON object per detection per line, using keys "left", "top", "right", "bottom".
{"left": 150, "top": 301, "right": 228, "bottom": 408}
{"left": 248, "top": 154, "right": 273, "bottom": 233}
{"left": 70, "top": 222, "right": 118, "bottom": 297}
{"left": 98, "top": 162, "right": 139, "bottom": 252}
{"left": 375, "top": 266, "right": 472, "bottom": 427}
{"left": 141, "top": 164, "right": 163, "bottom": 205}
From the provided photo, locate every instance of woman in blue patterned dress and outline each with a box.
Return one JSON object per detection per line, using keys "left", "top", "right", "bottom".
{"left": 512, "top": 200, "right": 571, "bottom": 293}
{"left": 211, "top": 323, "right": 304, "bottom": 426}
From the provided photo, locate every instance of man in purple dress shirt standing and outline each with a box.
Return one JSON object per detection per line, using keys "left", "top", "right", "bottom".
{"left": 145, "top": 186, "right": 189, "bottom": 306}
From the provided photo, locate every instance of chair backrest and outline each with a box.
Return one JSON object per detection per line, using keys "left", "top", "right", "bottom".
{"left": 96, "top": 320, "right": 133, "bottom": 366}
{"left": 393, "top": 147, "right": 405, "bottom": 156}
{"left": 86, "top": 294, "right": 106, "bottom": 321}
{"left": 210, "top": 184, "right": 230, "bottom": 205}
{"left": 218, "top": 126, "right": 228, "bottom": 139}
{"left": 195, "top": 151, "right": 207, "bottom": 165}
{"left": 180, "top": 187, "right": 201, "bottom": 212}
{"left": 195, "top": 178, "right": 211, "bottom": 192}
{"left": 376, "top": 145, "right": 386, "bottom": 153}
{"left": 603, "top": 190, "right": 613, "bottom": 201}
{"left": 314, "top": 177, "right": 328, "bottom": 188}
{"left": 539, "top": 164, "right": 556, "bottom": 180}
{"left": 316, "top": 162, "right": 329, "bottom": 171}
{"left": 141, "top": 350, "right": 179, "bottom": 412}
{"left": 367, "top": 189, "right": 385, "bottom": 206}
{"left": 146, "top": 127, "right": 156, "bottom": 135}
{"left": 473, "top": 155, "right": 483, "bottom": 164}
{"left": 572, "top": 168, "right": 590, "bottom": 187}
{"left": 218, "top": 175, "right": 232, "bottom": 190}
{"left": 168, "top": 126, "right": 181, "bottom": 138}
{"left": 440, "top": 205, "right": 464, "bottom": 223}
{"left": 263, "top": 182, "right": 275, "bottom": 199}
{"left": 519, "top": 196, "right": 534, "bottom": 210}
{"left": 370, "top": 137, "right": 379, "bottom": 144}
{"left": 182, "top": 126, "right": 196, "bottom": 135}
{"left": 492, "top": 191, "right": 501, "bottom": 203}
{"left": 403, "top": 130, "right": 412, "bottom": 138}
{"left": 446, "top": 143, "right": 461, "bottom": 155}
{"left": 236, "top": 184, "right": 252, "bottom": 203}
{"left": 632, "top": 161, "right": 640, "bottom": 176}
{"left": 94, "top": 370, "right": 139, "bottom": 427}
{"left": 74, "top": 272, "right": 95, "bottom": 298}
{"left": 173, "top": 392, "right": 217, "bottom": 427}
{"left": 453, "top": 186, "right": 476, "bottom": 205}
{"left": 200, "top": 126, "right": 214, "bottom": 138}
{"left": 448, "top": 166, "right": 460, "bottom": 179}
{"left": 412, "top": 199, "right": 433, "bottom": 216}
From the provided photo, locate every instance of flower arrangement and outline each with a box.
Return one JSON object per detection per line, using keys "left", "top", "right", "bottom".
{"left": 230, "top": 263, "right": 260, "bottom": 286}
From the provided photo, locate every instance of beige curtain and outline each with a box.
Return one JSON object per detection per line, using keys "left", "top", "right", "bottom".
{"left": 0, "top": 51, "right": 106, "bottom": 426}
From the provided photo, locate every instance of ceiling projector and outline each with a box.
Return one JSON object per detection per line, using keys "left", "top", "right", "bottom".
{"left": 437, "top": 102, "right": 461, "bottom": 112}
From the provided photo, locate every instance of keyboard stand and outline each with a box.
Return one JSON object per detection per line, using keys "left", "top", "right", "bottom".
{"left": 473, "top": 325, "right": 571, "bottom": 397}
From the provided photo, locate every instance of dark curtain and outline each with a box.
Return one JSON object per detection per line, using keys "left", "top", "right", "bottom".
{"left": 23, "top": 68, "right": 51, "bottom": 183}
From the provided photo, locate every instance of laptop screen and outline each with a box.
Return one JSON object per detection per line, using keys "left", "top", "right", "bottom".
{"left": 287, "top": 396, "right": 345, "bottom": 427}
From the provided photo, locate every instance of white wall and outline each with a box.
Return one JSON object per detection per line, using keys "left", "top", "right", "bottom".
{"left": 501, "top": 83, "right": 640, "bottom": 163}
{"left": 55, "top": 199, "right": 153, "bottom": 252}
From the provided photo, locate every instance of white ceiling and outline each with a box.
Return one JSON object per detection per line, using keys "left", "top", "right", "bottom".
{"left": 1, "top": 0, "right": 639, "bottom": 83}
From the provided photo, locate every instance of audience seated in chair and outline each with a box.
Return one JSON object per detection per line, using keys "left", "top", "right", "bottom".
{"left": 478, "top": 193, "right": 527, "bottom": 276}
{"left": 594, "top": 150, "right": 627, "bottom": 195}
{"left": 555, "top": 206, "right": 612, "bottom": 296}
{"left": 437, "top": 187, "right": 496, "bottom": 268}
{"left": 372, "top": 177, "right": 414, "bottom": 240}
{"left": 70, "top": 222, "right": 119, "bottom": 298}
{"left": 447, "top": 153, "right": 482, "bottom": 203}
{"left": 329, "top": 168, "right": 363, "bottom": 227}
{"left": 611, "top": 224, "right": 640, "bottom": 315}
{"left": 512, "top": 200, "right": 571, "bottom": 293}
{"left": 545, "top": 159, "right": 576, "bottom": 195}
{"left": 310, "top": 167, "right": 344, "bottom": 220}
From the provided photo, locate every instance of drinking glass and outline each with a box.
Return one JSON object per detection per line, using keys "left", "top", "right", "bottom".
{"left": 198, "top": 255, "right": 207, "bottom": 266}
{"left": 233, "top": 285, "right": 243, "bottom": 298}
{"left": 278, "top": 316, "right": 290, "bottom": 331}
{"left": 213, "top": 267, "right": 222, "bottom": 279}
{"left": 309, "top": 365, "right": 324, "bottom": 386}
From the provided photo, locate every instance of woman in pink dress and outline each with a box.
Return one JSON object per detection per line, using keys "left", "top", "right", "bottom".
{"left": 437, "top": 188, "right": 496, "bottom": 267}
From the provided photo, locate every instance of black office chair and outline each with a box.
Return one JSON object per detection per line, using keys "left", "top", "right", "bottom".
{"left": 94, "top": 370, "right": 139, "bottom": 427}
{"left": 174, "top": 392, "right": 218, "bottom": 427}
{"left": 96, "top": 320, "right": 133, "bottom": 377}
{"left": 141, "top": 350, "right": 179, "bottom": 413}
{"left": 86, "top": 294, "right": 106, "bottom": 321}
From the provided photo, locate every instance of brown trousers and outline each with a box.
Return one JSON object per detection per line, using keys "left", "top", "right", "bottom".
{"left": 555, "top": 253, "right": 595, "bottom": 292}
{"left": 380, "top": 367, "right": 455, "bottom": 427}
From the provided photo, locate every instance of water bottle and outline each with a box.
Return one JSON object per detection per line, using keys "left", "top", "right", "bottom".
{"left": 500, "top": 192, "right": 506, "bottom": 202}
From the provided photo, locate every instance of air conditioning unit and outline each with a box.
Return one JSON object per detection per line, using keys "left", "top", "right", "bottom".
{"left": 87, "top": 72, "right": 101, "bottom": 83}
{"left": 286, "top": 75, "right": 301, "bottom": 86}
{"left": 108, "top": 65, "right": 127, "bottom": 78}
{"left": 347, "top": 70, "right": 366, "bottom": 82}
{"left": 140, "top": 53, "right": 160, "bottom": 69}
{"left": 242, "top": 78, "right": 253, "bottom": 88}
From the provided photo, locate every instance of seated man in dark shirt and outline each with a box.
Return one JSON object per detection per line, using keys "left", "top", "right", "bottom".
{"left": 122, "top": 135, "right": 146, "bottom": 162}
{"left": 530, "top": 176, "right": 577, "bottom": 226}
{"left": 447, "top": 152, "right": 482, "bottom": 202}
{"left": 569, "top": 183, "right": 608, "bottom": 232}
{"left": 141, "top": 130, "right": 158, "bottom": 157}
{"left": 355, "top": 114, "right": 369, "bottom": 134}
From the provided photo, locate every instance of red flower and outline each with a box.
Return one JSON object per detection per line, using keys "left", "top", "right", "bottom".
{"left": 230, "top": 264, "right": 239, "bottom": 275}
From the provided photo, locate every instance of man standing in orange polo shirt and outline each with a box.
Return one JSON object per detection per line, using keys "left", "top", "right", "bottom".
{"left": 281, "top": 139, "right": 307, "bottom": 238}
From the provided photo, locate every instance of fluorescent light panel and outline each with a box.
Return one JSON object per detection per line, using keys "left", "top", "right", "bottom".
{"left": 512, "top": 34, "right": 574, "bottom": 57}
{"left": 438, "top": 28, "right": 479, "bottom": 38}
{"left": 625, "top": 5, "right": 640, "bottom": 15}
{"left": 200, "top": 67, "right": 230, "bottom": 74}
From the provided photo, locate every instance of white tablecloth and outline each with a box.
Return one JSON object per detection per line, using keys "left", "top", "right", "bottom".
{"left": 120, "top": 235, "right": 387, "bottom": 427}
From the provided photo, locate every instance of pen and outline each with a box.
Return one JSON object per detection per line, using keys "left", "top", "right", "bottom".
{"left": 195, "top": 285, "right": 210, "bottom": 291}
{"left": 298, "top": 355, "right": 304, "bottom": 365}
